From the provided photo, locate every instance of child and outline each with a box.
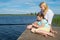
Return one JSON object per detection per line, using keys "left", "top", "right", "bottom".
{"left": 27, "top": 13, "right": 55, "bottom": 37}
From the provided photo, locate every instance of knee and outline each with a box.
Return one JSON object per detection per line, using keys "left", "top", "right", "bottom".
{"left": 27, "top": 25, "right": 32, "bottom": 30}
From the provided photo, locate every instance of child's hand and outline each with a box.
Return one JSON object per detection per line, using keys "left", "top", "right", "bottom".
{"left": 32, "top": 23, "right": 39, "bottom": 28}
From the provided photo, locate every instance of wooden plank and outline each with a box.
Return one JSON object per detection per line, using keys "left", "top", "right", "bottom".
{"left": 17, "top": 27, "right": 60, "bottom": 40}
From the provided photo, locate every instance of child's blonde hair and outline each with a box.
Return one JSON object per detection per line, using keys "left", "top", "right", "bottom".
{"left": 39, "top": 2, "right": 48, "bottom": 15}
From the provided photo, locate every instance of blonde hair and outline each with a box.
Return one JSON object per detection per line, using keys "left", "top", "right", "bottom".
{"left": 39, "top": 2, "right": 48, "bottom": 15}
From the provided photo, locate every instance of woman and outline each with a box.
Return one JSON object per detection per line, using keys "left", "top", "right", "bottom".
{"left": 27, "top": 2, "right": 57, "bottom": 34}
{"left": 39, "top": 2, "right": 57, "bottom": 34}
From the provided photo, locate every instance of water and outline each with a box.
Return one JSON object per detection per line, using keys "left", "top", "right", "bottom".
{"left": 0, "top": 16, "right": 36, "bottom": 24}
{"left": 0, "top": 16, "right": 36, "bottom": 40}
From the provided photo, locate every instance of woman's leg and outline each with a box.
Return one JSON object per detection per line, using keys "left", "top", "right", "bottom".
{"left": 35, "top": 30, "right": 48, "bottom": 37}
{"left": 46, "top": 32, "right": 55, "bottom": 37}
{"left": 36, "top": 30, "right": 55, "bottom": 37}
{"left": 27, "top": 25, "right": 32, "bottom": 30}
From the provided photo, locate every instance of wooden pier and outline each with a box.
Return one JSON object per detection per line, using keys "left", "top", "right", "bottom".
{"left": 17, "top": 27, "right": 60, "bottom": 40}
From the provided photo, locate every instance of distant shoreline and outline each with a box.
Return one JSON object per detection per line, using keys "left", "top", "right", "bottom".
{"left": 0, "top": 14, "right": 60, "bottom": 16}
{"left": 0, "top": 14, "right": 35, "bottom": 16}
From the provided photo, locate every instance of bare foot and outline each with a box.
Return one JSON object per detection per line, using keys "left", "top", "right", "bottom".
{"left": 47, "top": 33, "right": 55, "bottom": 37}
{"left": 54, "top": 31, "right": 57, "bottom": 34}
{"left": 52, "top": 34, "right": 55, "bottom": 37}
{"left": 52, "top": 31, "right": 57, "bottom": 34}
{"left": 50, "top": 33, "right": 55, "bottom": 37}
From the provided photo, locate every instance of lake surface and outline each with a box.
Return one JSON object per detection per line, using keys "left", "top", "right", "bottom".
{"left": 0, "top": 16, "right": 36, "bottom": 40}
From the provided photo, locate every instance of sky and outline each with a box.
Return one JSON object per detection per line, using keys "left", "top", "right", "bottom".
{"left": 0, "top": 0, "right": 60, "bottom": 14}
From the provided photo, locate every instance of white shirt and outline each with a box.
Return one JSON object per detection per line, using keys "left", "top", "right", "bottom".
{"left": 44, "top": 9, "right": 54, "bottom": 24}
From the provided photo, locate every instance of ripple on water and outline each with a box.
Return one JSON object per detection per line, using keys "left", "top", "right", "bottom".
{"left": 0, "top": 25, "right": 26, "bottom": 40}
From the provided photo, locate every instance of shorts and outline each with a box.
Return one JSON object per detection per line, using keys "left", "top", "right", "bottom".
{"left": 36, "top": 27, "right": 50, "bottom": 32}
{"left": 31, "top": 27, "right": 50, "bottom": 33}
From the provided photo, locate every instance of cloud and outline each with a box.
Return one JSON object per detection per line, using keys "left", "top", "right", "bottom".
{"left": 0, "top": 0, "right": 60, "bottom": 14}
{"left": 0, "top": 8, "right": 36, "bottom": 14}
{"left": 24, "top": 2, "right": 36, "bottom": 6}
